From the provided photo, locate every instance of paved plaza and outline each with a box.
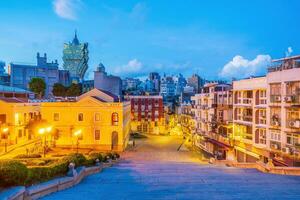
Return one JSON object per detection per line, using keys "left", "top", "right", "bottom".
{"left": 42, "top": 135, "right": 300, "bottom": 200}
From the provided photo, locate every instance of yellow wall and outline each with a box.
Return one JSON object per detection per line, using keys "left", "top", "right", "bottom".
{"left": 40, "top": 97, "right": 131, "bottom": 152}
{"left": 0, "top": 97, "right": 131, "bottom": 152}
{"left": 0, "top": 101, "right": 41, "bottom": 145}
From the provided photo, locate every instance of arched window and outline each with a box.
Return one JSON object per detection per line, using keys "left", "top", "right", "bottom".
{"left": 112, "top": 113, "right": 119, "bottom": 126}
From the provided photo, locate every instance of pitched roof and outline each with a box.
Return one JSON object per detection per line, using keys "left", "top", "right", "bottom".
{"left": 98, "top": 89, "right": 119, "bottom": 102}
{"left": 78, "top": 88, "right": 119, "bottom": 102}
{"left": 91, "top": 96, "right": 107, "bottom": 102}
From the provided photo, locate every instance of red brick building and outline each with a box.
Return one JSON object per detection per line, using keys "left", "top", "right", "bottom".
{"left": 126, "top": 96, "right": 165, "bottom": 134}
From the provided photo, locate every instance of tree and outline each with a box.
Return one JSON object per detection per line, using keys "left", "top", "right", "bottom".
{"left": 66, "top": 83, "right": 81, "bottom": 97}
{"left": 29, "top": 78, "right": 46, "bottom": 98}
{"left": 52, "top": 83, "right": 66, "bottom": 97}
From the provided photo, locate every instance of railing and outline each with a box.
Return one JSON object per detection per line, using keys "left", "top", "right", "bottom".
{"left": 242, "top": 98, "right": 252, "bottom": 105}
{"left": 242, "top": 115, "right": 253, "bottom": 122}
{"left": 284, "top": 95, "right": 300, "bottom": 104}
{"left": 286, "top": 120, "right": 300, "bottom": 129}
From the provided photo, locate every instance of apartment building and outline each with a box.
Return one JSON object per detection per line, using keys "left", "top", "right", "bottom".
{"left": 233, "top": 76, "right": 268, "bottom": 162}
{"left": 126, "top": 95, "right": 164, "bottom": 134}
{"left": 178, "top": 102, "right": 195, "bottom": 139}
{"left": 192, "top": 83, "right": 233, "bottom": 159}
{"left": 267, "top": 55, "right": 300, "bottom": 166}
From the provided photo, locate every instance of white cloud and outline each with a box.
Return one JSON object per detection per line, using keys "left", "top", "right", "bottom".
{"left": 53, "top": 0, "right": 81, "bottom": 20}
{"left": 219, "top": 55, "right": 271, "bottom": 79}
{"left": 286, "top": 46, "right": 293, "bottom": 57}
{"left": 113, "top": 59, "right": 143, "bottom": 75}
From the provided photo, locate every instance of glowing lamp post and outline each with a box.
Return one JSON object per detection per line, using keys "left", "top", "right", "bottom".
{"left": 38, "top": 126, "right": 52, "bottom": 157}
{"left": 2, "top": 127, "right": 9, "bottom": 153}
{"left": 73, "top": 130, "right": 82, "bottom": 154}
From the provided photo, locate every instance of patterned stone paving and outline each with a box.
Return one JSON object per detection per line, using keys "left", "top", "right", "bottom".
{"left": 42, "top": 135, "right": 300, "bottom": 200}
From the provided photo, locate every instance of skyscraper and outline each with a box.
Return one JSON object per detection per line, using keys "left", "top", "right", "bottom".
{"left": 149, "top": 72, "right": 160, "bottom": 93}
{"left": 62, "top": 31, "right": 89, "bottom": 82}
{"left": 187, "top": 74, "right": 204, "bottom": 93}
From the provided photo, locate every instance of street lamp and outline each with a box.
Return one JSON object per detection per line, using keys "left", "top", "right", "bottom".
{"left": 2, "top": 127, "right": 9, "bottom": 153}
{"left": 73, "top": 129, "right": 82, "bottom": 154}
{"left": 38, "top": 126, "right": 52, "bottom": 157}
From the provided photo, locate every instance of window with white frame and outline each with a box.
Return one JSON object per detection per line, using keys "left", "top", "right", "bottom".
{"left": 270, "top": 130, "right": 281, "bottom": 142}
{"left": 259, "top": 129, "right": 266, "bottom": 144}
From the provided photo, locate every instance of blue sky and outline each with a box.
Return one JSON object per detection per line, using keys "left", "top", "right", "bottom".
{"left": 0, "top": 0, "right": 299, "bottom": 80}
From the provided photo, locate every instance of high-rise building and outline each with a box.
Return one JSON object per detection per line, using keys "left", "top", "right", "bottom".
{"left": 0, "top": 61, "right": 10, "bottom": 86}
{"left": 62, "top": 31, "right": 89, "bottom": 82}
{"left": 94, "top": 63, "right": 122, "bottom": 97}
{"left": 187, "top": 74, "right": 205, "bottom": 93}
{"left": 192, "top": 83, "right": 233, "bottom": 159}
{"left": 160, "top": 75, "right": 176, "bottom": 101}
{"left": 266, "top": 55, "right": 300, "bottom": 166}
{"left": 122, "top": 78, "right": 140, "bottom": 91}
{"left": 9, "top": 53, "right": 59, "bottom": 97}
{"left": 173, "top": 73, "right": 187, "bottom": 95}
{"left": 149, "top": 72, "right": 160, "bottom": 92}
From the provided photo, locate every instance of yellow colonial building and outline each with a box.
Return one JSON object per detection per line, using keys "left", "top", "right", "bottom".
{"left": 0, "top": 89, "right": 131, "bottom": 154}
{"left": 40, "top": 89, "right": 131, "bottom": 152}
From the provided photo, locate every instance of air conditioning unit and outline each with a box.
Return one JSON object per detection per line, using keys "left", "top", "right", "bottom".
{"left": 289, "top": 120, "right": 300, "bottom": 128}
{"left": 275, "top": 96, "right": 281, "bottom": 102}
{"left": 271, "top": 121, "right": 279, "bottom": 126}
{"left": 284, "top": 96, "right": 292, "bottom": 102}
{"left": 282, "top": 147, "right": 290, "bottom": 154}
{"left": 271, "top": 143, "right": 279, "bottom": 150}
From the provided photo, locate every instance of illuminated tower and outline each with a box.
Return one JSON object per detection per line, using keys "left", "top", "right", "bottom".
{"left": 62, "top": 31, "right": 89, "bottom": 82}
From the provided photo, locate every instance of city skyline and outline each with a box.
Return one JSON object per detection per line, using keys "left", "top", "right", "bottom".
{"left": 0, "top": 0, "right": 299, "bottom": 80}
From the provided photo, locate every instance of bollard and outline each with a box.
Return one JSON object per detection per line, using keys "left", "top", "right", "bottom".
{"left": 67, "top": 162, "right": 77, "bottom": 177}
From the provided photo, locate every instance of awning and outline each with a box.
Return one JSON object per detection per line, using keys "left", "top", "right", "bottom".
{"left": 234, "top": 146, "right": 260, "bottom": 159}
{"left": 207, "top": 138, "right": 231, "bottom": 149}
{"left": 273, "top": 158, "right": 289, "bottom": 167}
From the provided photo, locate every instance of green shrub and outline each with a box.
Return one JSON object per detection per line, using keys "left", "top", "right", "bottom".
{"left": 63, "top": 153, "right": 87, "bottom": 167}
{"left": 0, "top": 160, "right": 28, "bottom": 187}
{"left": 14, "top": 154, "right": 41, "bottom": 159}
{"left": 89, "top": 152, "right": 103, "bottom": 162}
{"left": 84, "top": 158, "right": 95, "bottom": 166}
{"left": 25, "top": 160, "right": 69, "bottom": 185}
{"left": 105, "top": 152, "right": 113, "bottom": 159}
{"left": 112, "top": 152, "right": 120, "bottom": 160}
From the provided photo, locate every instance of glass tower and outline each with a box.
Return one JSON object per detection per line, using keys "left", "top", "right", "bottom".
{"left": 62, "top": 31, "right": 89, "bottom": 82}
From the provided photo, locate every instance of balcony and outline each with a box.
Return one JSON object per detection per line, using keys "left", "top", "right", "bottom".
{"left": 270, "top": 119, "right": 281, "bottom": 127}
{"left": 242, "top": 98, "right": 252, "bottom": 105}
{"left": 287, "top": 120, "right": 300, "bottom": 129}
{"left": 242, "top": 115, "right": 252, "bottom": 122}
{"left": 284, "top": 95, "right": 300, "bottom": 105}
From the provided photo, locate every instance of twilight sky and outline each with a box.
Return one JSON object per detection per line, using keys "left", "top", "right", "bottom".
{"left": 0, "top": 0, "right": 299, "bottom": 80}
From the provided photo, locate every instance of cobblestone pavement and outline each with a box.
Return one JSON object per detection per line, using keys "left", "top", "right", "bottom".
{"left": 42, "top": 135, "right": 300, "bottom": 200}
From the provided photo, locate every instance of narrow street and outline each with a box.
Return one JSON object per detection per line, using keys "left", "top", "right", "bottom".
{"left": 42, "top": 135, "right": 300, "bottom": 200}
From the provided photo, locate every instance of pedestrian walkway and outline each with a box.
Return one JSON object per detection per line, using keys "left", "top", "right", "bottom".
{"left": 42, "top": 135, "right": 300, "bottom": 200}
